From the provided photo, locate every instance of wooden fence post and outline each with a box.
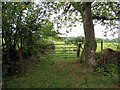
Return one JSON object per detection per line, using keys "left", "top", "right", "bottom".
{"left": 77, "top": 42, "right": 82, "bottom": 58}
{"left": 101, "top": 40, "right": 103, "bottom": 50}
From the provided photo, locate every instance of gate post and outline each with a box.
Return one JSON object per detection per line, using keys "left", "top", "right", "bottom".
{"left": 101, "top": 39, "right": 103, "bottom": 50}
{"left": 77, "top": 42, "right": 82, "bottom": 58}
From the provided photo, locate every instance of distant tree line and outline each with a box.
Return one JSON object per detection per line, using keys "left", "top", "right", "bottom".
{"left": 104, "top": 38, "right": 118, "bottom": 43}
{"left": 63, "top": 36, "right": 119, "bottom": 44}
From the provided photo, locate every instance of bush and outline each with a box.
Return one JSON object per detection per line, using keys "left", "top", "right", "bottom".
{"left": 36, "top": 40, "right": 55, "bottom": 54}
{"left": 2, "top": 47, "right": 20, "bottom": 77}
{"left": 94, "top": 63, "right": 118, "bottom": 77}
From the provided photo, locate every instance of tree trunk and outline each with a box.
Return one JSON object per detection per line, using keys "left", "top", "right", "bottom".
{"left": 80, "top": 3, "right": 97, "bottom": 66}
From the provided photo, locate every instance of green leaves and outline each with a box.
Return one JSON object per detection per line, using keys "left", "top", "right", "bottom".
{"left": 95, "top": 64, "right": 118, "bottom": 77}
{"left": 2, "top": 2, "right": 58, "bottom": 77}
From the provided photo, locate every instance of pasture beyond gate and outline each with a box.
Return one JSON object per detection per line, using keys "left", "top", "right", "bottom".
{"left": 45, "top": 41, "right": 118, "bottom": 58}
{"left": 53, "top": 43, "right": 77, "bottom": 57}
{"left": 51, "top": 41, "right": 82, "bottom": 58}
{"left": 50, "top": 41, "right": 118, "bottom": 58}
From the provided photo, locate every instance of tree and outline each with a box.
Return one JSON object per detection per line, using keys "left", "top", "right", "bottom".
{"left": 2, "top": 2, "right": 58, "bottom": 76}
{"left": 71, "top": 2, "right": 97, "bottom": 65}
{"left": 46, "top": 1, "right": 120, "bottom": 66}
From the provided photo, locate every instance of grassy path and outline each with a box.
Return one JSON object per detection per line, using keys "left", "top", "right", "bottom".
{"left": 4, "top": 54, "right": 118, "bottom": 88}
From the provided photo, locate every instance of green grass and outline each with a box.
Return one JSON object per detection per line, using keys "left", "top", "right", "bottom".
{"left": 96, "top": 42, "right": 118, "bottom": 52}
{"left": 4, "top": 54, "right": 118, "bottom": 88}
{"left": 3, "top": 41, "right": 119, "bottom": 88}
{"left": 53, "top": 42, "right": 118, "bottom": 62}
{"left": 53, "top": 41, "right": 118, "bottom": 57}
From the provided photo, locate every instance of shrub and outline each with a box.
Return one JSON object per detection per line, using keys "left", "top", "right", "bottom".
{"left": 94, "top": 63, "right": 118, "bottom": 77}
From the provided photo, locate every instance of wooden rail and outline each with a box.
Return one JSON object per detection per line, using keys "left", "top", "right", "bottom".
{"left": 43, "top": 43, "right": 82, "bottom": 57}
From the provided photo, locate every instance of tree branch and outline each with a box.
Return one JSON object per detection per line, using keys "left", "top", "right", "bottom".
{"left": 92, "top": 16, "right": 120, "bottom": 20}
{"left": 70, "top": 2, "right": 86, "bottom": 19}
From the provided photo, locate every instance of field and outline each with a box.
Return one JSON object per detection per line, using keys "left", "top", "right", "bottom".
{"left": 96, "top": 42, "right": 118, "bottom": 52}
{"left": 3, "top": 41, "right": 119, "bottom": 88}
{"left": 53, "top": 41, "right": 118, "bottom": 56}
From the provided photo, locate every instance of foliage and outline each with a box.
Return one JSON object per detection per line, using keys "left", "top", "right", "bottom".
{"left": 65, "top": 36, "right": 84, "bottom": 45}
{"left": 37, "top": 41, "right": 55, "bottom": 54}
{"left": 95, "top": 64, "right": 118, "bottom": 77}
{"left": 95, "top": 48, "right": 119, "bottom": 77}
{"left": 2, "top": 2, "right": 58, "bottom": 77}
{"left": 48, "top": 2, "right": 119, "bottom": 36}
{"left": 96, "top": 38, "right": 103, "bottom": 43}
{"left": 104, "top": 38, "right": 111, "bottom": 42}
{"left": 110, "top": 38, "right": 118, "bottom": 43}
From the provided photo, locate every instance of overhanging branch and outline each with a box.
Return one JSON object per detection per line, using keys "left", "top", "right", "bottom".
{"left": 92, "top": 16, "right": 120, "bottom": 20}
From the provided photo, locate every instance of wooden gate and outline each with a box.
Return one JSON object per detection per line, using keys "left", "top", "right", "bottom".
{"left": 53, "top": 43, "right": 77, "bottom": 57}
{"left": 43, "top": 43, "right": 82, "bottom": 58}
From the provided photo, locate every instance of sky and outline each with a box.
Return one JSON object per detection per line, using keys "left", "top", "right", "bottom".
{"left": 58, "top": 23, "right": 118, "bottom": 39}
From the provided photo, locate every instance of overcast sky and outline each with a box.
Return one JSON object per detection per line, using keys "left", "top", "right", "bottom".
{"left": 58, "top": 23, "right": 118, "bottom": 39}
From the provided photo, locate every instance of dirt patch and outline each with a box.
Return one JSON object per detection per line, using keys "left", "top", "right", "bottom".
{"left": 22, "top": 55, "right": 40, "bottom": 71}
{"left": 53, "top": 60, "right": 80, "bottom": 68}
{"left": 53, "top": 62, "right": 68, "bottom": 68}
